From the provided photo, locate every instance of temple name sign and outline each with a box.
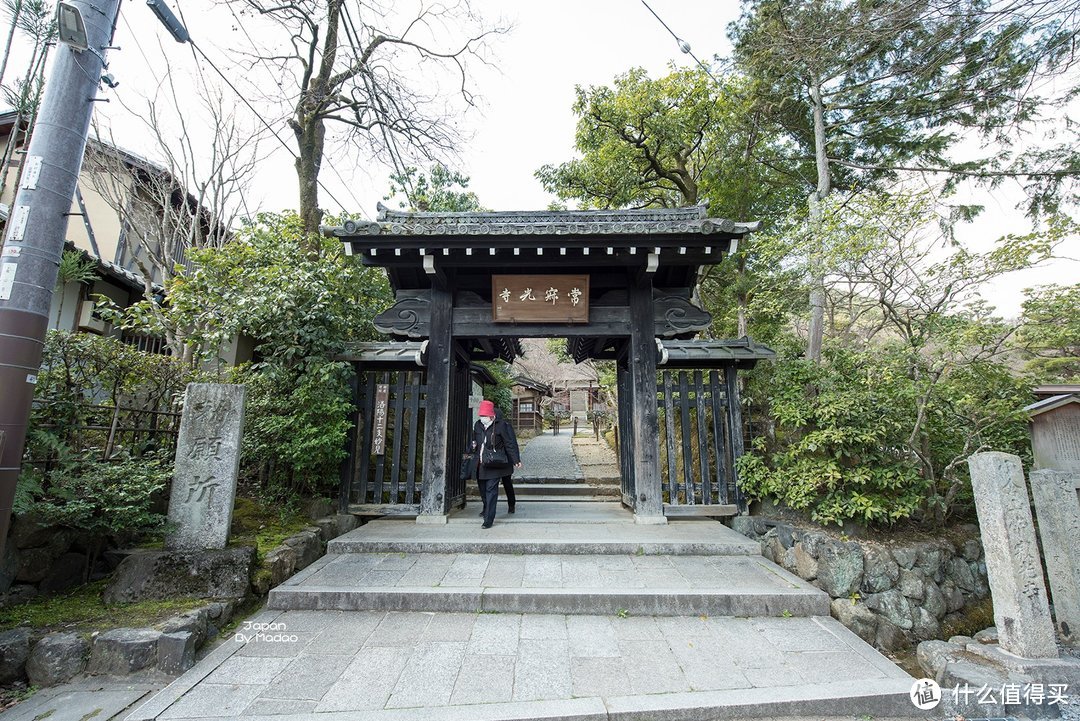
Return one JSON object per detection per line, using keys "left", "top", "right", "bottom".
{"left": 492, "top": 275, "right": 589, "bottom": 323}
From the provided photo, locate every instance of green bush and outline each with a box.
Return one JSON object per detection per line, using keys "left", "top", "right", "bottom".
{"left": 18, "top": 447, "right": 170, "bottom": 580}
{"left": 738, "top": 344, "right": 1031, "bottom": 527}
{"left": 231, "top": 361, "right": 354, "bottom": 497}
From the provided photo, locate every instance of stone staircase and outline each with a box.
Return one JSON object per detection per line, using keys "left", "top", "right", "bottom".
{"left": 251, "top": 511, "right": 917, "bottom": 719}
{"left": 128, "top": 509, "right": 921, "bottom": 721}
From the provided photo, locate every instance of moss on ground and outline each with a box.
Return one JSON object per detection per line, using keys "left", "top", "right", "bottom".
{"left": 0, "top": 580, "right": 207, "bottom": 634}
{"left": 0, "top": 496, "right": 316, "bottom": 636}
{"left": 229, "top": 497, "right": 313, "bottom": 561}
{"left": 941, "top": 596, "right": 996, "bottom": 639}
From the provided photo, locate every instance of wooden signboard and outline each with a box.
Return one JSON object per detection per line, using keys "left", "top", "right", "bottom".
{"left": 372, "top": 383, "right": 389, "bottom": 455}
{"left": 492, "top": 275, "right": 589, "bottom": 323}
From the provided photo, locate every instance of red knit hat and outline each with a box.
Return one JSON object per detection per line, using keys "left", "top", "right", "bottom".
{"left": 478, "top": 400, "right": 496, "bottom": 417}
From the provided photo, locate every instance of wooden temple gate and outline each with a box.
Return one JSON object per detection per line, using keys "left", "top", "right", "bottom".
{"left": 330, "top": 205, "right": 773, "bottom": 522}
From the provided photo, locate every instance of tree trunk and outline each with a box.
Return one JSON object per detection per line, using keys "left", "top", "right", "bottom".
{"left": 295, "top": 116, "right": 326, "bottom": 238}
{"left": 0, "top": 0, "right": 22, "bottom": 87}
{"left": 806, "top": 80, "right": 831, "bottom": 363}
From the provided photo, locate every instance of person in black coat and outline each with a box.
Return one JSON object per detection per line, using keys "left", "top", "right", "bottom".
{"left": 472, "top": 399, "right": 522, "bottom": 528}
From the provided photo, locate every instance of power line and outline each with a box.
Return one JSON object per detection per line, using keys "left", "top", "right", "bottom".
{"left": 185, "top": 38, "right": 367, "bottom": 220}
{"left": 639, "top": 0, "right": 725, "bottom": 88}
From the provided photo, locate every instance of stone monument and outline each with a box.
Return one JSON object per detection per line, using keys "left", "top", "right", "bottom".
{"left": 165, "top": 383, "right": 246, "bottom": 551}
{"left": 1026, "top": 393, "right": 1080, "bottom": 645}
{"left": 967, "top": 452, "right": 1057, "bottom": 658}
{"left": 1030, "top": 469, "right": 1080, "bottom": 644}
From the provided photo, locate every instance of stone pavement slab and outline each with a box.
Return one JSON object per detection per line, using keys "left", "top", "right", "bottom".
{"left": 0, "top": 677, "right": 165, "bottom": 721}
{"left": 122, "top": 610, "right": 920, "bottom": 721}
{"left": 328, "top": 516, "right": 760, "bottom": 555}
{"left": 267, "top": 552, "right": 829, "bottom": 616}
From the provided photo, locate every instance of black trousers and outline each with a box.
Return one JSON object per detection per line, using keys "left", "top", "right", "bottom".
{"left": 478, "top": 476, "right": 517, "bottom": 516}
{"left": 479, "top": 477, "right": 500, "bottom": 526}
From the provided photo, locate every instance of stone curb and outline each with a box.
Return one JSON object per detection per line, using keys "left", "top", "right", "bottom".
{"left": 266, "top": 585, "right": 831, "bottom": 617}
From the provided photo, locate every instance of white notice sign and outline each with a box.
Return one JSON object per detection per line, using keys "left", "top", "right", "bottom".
{"left": 20, "top": 156, "right": 41, "bottom": 189}
{"left": 7, "top": 206, "right": 29, "bottom": 241}
{"left": 0, "top": 263, "right": 16, "bottom": 300}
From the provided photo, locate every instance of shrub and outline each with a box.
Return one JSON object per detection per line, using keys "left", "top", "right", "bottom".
{"left": 231, "top": 361, "right": 354, "bottom": 497}
{"left": 738, "top": 344, "right": 1031, "bottom": 527}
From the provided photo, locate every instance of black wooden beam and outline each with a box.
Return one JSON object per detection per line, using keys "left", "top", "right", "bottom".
{"left": 419, "top": 284, "right": 453, "bottom": 518}
{"left": 628, "top": 274, "right": 663, "bottom": 520}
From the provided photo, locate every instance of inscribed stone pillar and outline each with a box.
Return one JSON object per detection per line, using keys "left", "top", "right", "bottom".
{"left": 968, "top": 452, "right": 1058, "bottom": 658}
{"left": 1030, "top": 469, "right": 1080, "bottom": 644}
{"left": 165, "top": 383, "right": 246, "bottom": 551}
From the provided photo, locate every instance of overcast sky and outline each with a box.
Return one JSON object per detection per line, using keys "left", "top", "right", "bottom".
{"left": 6, "top": 0, "right": 1076, "bottom": 315}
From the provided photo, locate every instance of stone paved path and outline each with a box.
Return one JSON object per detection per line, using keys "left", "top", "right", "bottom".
{"left": 514, "top": 432, "right": 582, "bottom": 481}
{"left": 125, "top": 608, "right": 916, "bottom": 721}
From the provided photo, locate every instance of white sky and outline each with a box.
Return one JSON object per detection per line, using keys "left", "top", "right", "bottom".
{"left": 5, "top": 0, "right": 1077, "bottom": 316}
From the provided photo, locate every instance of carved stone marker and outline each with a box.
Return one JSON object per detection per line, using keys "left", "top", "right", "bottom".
{"left": 968, "top": 452, "right": 1058, "bottom": 658}
{"left": 165, "top": 383, "right": 246, "bottom": 551}
{"left": 1027, "top": 395, "right": 1080, "bottom": 473}
{"left": 1030, "top": 469, "right": 1080, "bottom": 644}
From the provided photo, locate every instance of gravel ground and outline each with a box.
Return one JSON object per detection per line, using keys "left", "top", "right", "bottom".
{"left": 515, "top": 431, "right": 583, "bottom": 480}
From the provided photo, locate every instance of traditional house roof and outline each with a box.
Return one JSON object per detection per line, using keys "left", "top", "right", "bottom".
{"left": 347, "top": 203, "right": 760, "bottom": 237}
{"left": 511, "top": 374, "right": 553, "bottom": 396}
{"left": 1025, "top": 394, "right": 1080, "bottom": 417}
{"left": 324, "top": 204, "right": 758, "bottom": 294}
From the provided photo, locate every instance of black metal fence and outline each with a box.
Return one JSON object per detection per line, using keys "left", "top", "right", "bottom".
{"left": 26, "top": 400, "right": 181, "bottom": 467}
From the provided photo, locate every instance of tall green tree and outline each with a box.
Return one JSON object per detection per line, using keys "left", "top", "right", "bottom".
{"left": 730, "top": 0, "right": 1079, "bottom": 361}
{"left": 536, "top": 66, "right": 802, "bottom": 337}
{"left": 385, "top": 164, "right": 484, "bottom": 212}
{"left": 1018, "top": 282, "right": 1080, "bottom": 381}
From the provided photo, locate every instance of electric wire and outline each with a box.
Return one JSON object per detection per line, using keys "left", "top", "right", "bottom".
{"left": 185, "top": 37, "right": 362, "bottom": 219}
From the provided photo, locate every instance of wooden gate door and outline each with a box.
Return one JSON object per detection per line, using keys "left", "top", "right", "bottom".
{"left": 342, "top": 368, "right": 427, "bottom": 515}
{"left": 656, "top": 369, "right": 742, "bottom": 517}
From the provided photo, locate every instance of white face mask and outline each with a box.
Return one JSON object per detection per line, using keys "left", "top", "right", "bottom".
{"left": 479, "top": 416, "right": 494, "bottom": 429}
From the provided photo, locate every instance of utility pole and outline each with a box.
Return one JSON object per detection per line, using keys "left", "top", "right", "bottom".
{"left": 0, "top": 0, "right": 121, "bottom": 556}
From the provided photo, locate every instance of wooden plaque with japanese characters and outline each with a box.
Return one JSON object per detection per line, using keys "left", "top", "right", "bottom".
{"left": 492, "top": 275, "right": 590, "bottom": 323}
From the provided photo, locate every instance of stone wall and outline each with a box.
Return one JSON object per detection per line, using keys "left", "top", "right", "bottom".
{"left": 0, "top": 515, "right": 113, "bottom": 606}
{"left": 732, "top": 516, "right": 990, "bottom": 651}
{"left": 0, "top": 509, "right": 359, "bottom": 686}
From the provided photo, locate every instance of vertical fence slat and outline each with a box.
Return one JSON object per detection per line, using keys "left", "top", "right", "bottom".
{"left": 389, "top": 371, "right": 408, "bottom": 503}
{"left": 405, "top": 372, "right": 422, "bottom": 504}
{"left": 709, "top": 370, "right": 729, "bottom": 505}
{"left": 693, "top": 370, "right": 710, "bottom": 506}
{"left": 661, "top": 371, "right": 677, "bottom": 504}
{"left": 340, "top": 368, "right": 360, "bottom": 513}
{"left": 677, "top": 371, "right": 693, "bottom": 506}
{"left": 357, "top": 373, "right": 377, "bottom": 504}
{"left": 724, "top": 366, "right": 745, "bottom": 512}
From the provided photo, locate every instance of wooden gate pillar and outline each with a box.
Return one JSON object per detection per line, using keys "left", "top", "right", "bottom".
{"left": 418, "top": 284, "right": 453, "bottom": 523}
{"left": 628, "top": 277, "right": 665, "bottom": 523}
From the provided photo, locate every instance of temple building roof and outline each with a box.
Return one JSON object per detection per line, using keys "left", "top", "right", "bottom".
{"left": 324, "top": 203, "right": 759, "bottom": 239}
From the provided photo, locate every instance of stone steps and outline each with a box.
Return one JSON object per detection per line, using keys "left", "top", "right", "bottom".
{"left": 464, "top": 483, "right": 620, "bottom": 500}
{"left": 126, "top": 608, "right": 919, "bottom": 721}
{"left": 327, "top": 516, "right": 762, "bottom": 556}
{"left": 516, "top": 482, "right": 619, "bottom": 495}
{"left": 267, "top": 552, "right": 830, "bottom": 617}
